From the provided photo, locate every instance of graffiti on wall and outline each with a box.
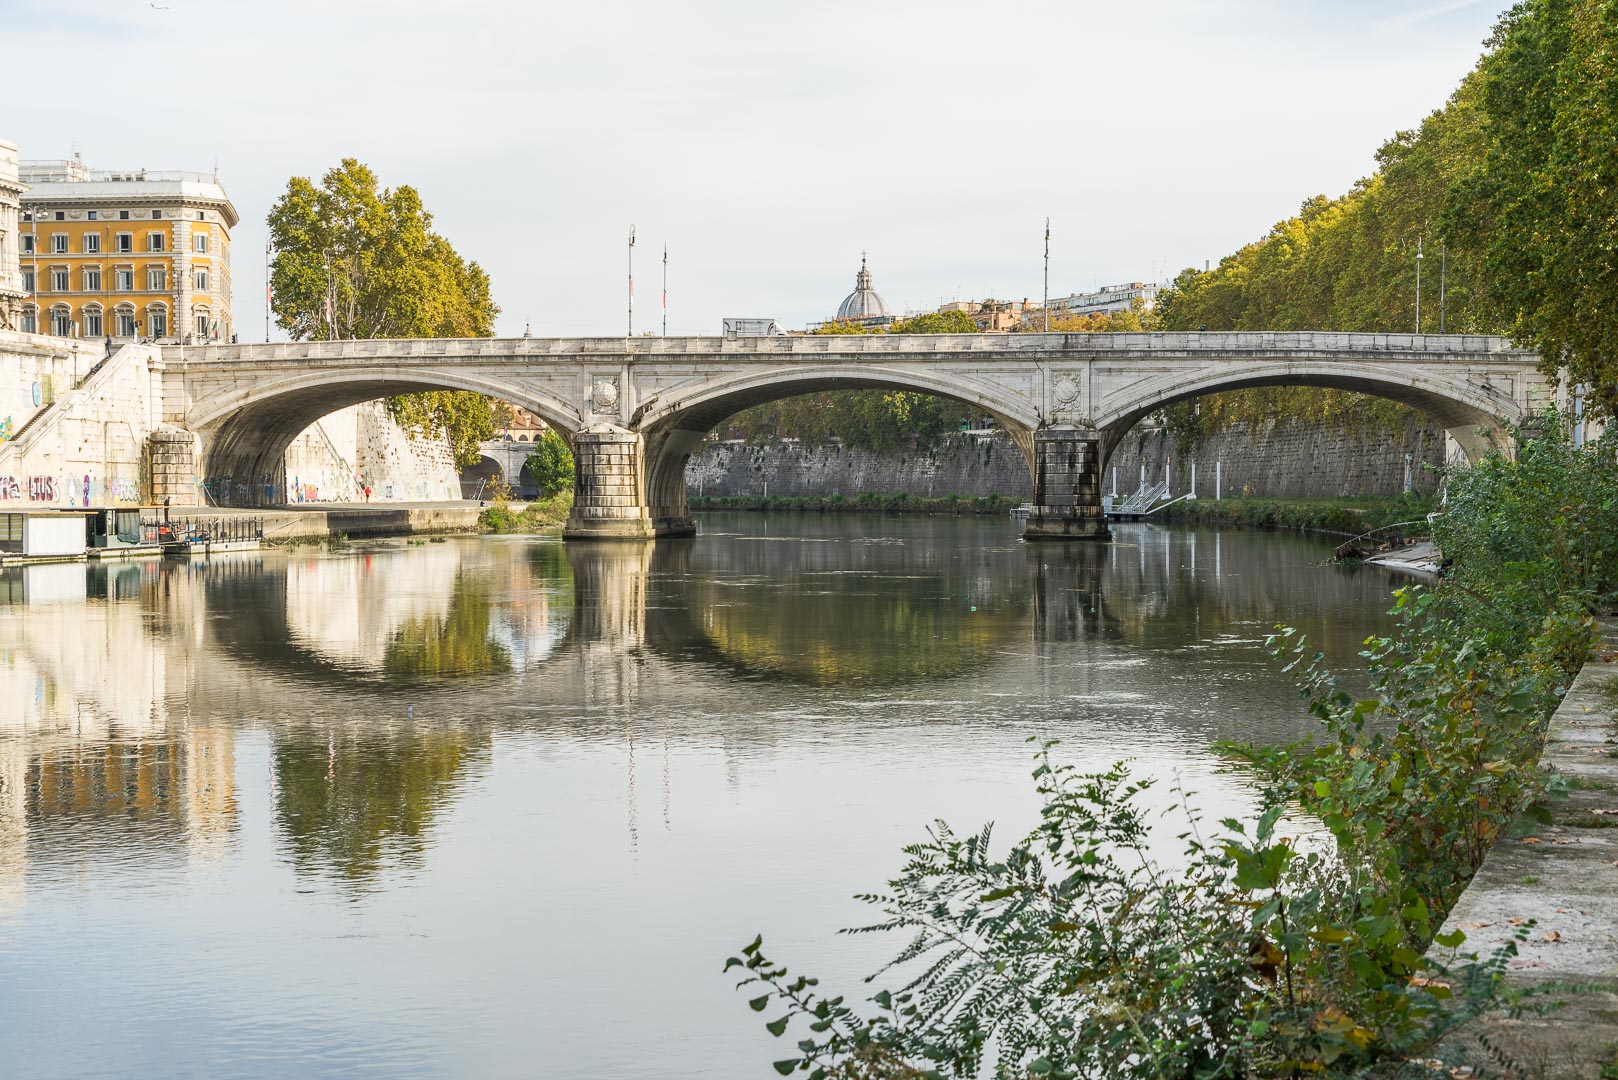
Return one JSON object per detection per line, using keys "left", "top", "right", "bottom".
{"left": 0, "top": 476, "right": 20, "bottom": 500}
{"left": 0, "top": 416, "right": 12, "bottom": 444}
{"left": 28, "top": 476, "right": 56, "bottom": 502}
{"left": 109, "top": 478, "right": 140, "bottom": 503}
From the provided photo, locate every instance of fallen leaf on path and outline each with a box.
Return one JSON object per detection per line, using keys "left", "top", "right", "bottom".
{"left": 1460, "top": 921, "right": 1494, "bottom": 929}
{"left": 1551, "top": 838, "right": 1576, "bottom": 845}
{"left": 1544, "top": 931, "right": 1561, "bottom": 942}
{"left": 1508, "top": 917, "right": 1529, "bottom": 926}
{"left": 1521, "top": 837, "right": 1543, "bottom": 844}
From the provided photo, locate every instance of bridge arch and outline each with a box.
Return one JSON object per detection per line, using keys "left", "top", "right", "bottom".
{"left": 633, "top": 364, "right": 1043, "bottom": 534}
{"left": 1091, "top": 361, "right": 1527, "bottom": 469}
{"left": 189, "top": 369, "right": 581, "bottom": 506}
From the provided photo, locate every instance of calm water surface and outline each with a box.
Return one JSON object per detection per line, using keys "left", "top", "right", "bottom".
{"left": 0, "top": 514, "right": 1401, "bottom": 1078}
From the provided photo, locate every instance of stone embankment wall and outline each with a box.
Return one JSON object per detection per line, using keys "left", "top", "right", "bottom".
{"left": 687, "top": 418, "right": 1447, "bottom": 501}
{"left": 0, "top": 331, "right": 159, "bottom": 506}
{"left": 1, "top": 329, "right": 459, "bottom": 507}
{"left": 282, "top": 402, "right": 461, "bottom": 504}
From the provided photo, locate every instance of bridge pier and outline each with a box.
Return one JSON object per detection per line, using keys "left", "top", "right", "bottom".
{"left": 1023, "top": 427, "right": 1110, "bottom": 542}
{"left": 563, "top": 425, "right": 657, "bottom": 540}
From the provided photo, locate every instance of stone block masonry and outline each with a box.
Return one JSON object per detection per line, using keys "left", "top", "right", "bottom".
{"left": 686, "top": 417, "right": 1448, "bottom": 503}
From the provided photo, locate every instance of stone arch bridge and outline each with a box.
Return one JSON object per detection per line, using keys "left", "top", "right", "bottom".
{"left": 155, "top": 332, "right": 1552, "bottom": 541}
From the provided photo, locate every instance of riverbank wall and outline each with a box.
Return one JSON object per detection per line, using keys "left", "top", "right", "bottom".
{"left": 207, "top": 504, "right": 491, "bottom": 542}
{"left": 686, "top": 418, "right": 1446, "bottom": 501}
{"left": 1432, "top": 620, "right": 1618, "bottom": 1077}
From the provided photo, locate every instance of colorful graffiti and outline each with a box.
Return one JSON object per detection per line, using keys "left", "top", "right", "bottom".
{"left": 0, "top": 476, "right": 20, "bottom": 500}
{"left": 28, "top": 476, "right": 56, "bottom": 502}
{"left": 109, "top": 478, "right": 140, "bottom": 503}
{"left": 0, "top": 416, "right": 12, "bottom": 444}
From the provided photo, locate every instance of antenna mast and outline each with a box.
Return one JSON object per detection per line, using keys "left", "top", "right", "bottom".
{"left": 627, "top": 225, "right": 636, "bottom": 337}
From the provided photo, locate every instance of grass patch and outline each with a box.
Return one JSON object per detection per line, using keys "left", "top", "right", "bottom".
{"left": 478, "top": 491, "right": 573, "bottom": 534}
{"left": 1154, "top": 493, "right": 1439, "bottom": 536}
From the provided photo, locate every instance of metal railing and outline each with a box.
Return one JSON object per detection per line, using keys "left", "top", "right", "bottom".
{"left": 152, "top": 514, "right": 265, "bottom": 546}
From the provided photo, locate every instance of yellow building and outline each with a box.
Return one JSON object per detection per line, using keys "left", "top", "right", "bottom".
{"left": 18, "top": 153, "right": 237, "bottom": 343}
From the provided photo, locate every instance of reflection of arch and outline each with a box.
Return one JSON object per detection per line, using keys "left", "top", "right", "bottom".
{"left": 1094, "top": 362, "right": 1525, "bottom": 465}
{"left": 191, "top": 371, "right": 581, "bottom": 506}
{"left": 636, "top": 365, "right": 1042, "bottom": 537}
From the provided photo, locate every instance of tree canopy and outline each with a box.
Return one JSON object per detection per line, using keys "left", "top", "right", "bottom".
{"left": 267, "top": 159, "right": 502, "bottom": 465}
{"left": 1448, "top": 0, "right": 1618, "bottom": 416}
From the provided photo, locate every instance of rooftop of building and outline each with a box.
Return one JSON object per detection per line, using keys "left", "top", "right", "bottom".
{"left": 19, "top": 156, "right": 237, "bottom": 226}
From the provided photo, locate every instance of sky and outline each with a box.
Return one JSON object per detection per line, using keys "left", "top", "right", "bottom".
{"left": 5, "top": 0, "right": 1507, "bottom": 339}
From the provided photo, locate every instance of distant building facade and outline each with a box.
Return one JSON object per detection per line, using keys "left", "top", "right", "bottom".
{"left": 722, "top": 318, "right": 786, "bottom": 337}
{"left": 1043, "top": 281, "right": 1160, "bottom": 320}
{"left": 19, "top": 153, "right": 237, "bottom": 342}
{"left": 937, "top": 297, "right": 1034, "bottom": 333}
{"left": 0, "top": 140, "right": 24, "bottom": 331}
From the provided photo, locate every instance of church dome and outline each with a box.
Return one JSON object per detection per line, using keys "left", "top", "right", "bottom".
{"left": 836, "top": 255, "right": 890, "bottom": 320}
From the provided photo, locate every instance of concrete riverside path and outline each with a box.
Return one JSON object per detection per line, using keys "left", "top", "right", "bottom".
{"left": 1430, "top": 621, "right": 1618, "bottom": 1078}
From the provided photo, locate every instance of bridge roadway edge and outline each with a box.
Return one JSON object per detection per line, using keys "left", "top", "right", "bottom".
{"left": 1427, "top": 620, "right": 1618, "bottom": 1077}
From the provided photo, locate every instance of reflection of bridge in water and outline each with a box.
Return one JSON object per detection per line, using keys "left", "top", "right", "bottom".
{"left": 0, "top": 526, "right": 1389, "bottom": 891}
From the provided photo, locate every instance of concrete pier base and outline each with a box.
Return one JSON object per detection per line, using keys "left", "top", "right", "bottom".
{"left": 1023, "top": 427, "right": 1110, "bottom": 542}
{"left": 563, "top": 425, "right": 657, "bottom": 541}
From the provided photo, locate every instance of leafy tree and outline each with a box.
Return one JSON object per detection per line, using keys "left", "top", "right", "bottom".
{"left": 522, "top": 429, "right": 575, "bottom": 498}
{"left": 1447, "top": 0, "right": 1618, "bottom": 418}
{"left": 267, "top": 158, "right": 501, "bottom": 466}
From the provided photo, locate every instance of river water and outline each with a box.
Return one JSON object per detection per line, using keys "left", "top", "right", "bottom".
{"left": 0, "top": 514, "right": 1400, "bottom": 1078}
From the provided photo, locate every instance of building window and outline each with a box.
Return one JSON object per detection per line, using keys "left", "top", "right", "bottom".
{"left": 50, "top": 268, "right": 69, "bottom": 291}
{"left": 148, "top": 308, "right": 167, "bottom": 338}
{"left": 147, "top": 267, "right": 166, "bottom": 291}
{"left": 21, "top": 268, "right": 34, "bottom": 292}
{"left": 194, "top": 268, "right": 209, "bottom": 291}
{"left": 195, "top": 312, "right": 211, "bottom": 337}
{"left": 119, "top": 210, "right": 129, "bottom": 220}
{"left": 83, "top": 233, "right": 101, "bottom": 254}
{"left": 51, "top": 307, "right": 72, "bottom": 335}
{"left": 51, "top": 233, "right": 68, "bottom": 254}
{"left": 194, "top": 233, "right": 209, "bottom": 253}
{"left": 83, "top": 267, "right": 102, "bottom": 291}
{"left": 54, "top": 211, "right": 64, "bottom": 221}
{"left": 195, "top": 211, "right": 204, "bottom": 221}
{"left": 115, "top": 269, "right": 134, "bottom": 291}
{"left": 148, "top": 233, "right": 165, "bottom": 252}
{"left": 152, "top": 209, "right": 162, "bottom": 220}
{"left": 83, "top": 307, "right": 103, "bottom": 337}
{"left": 116, "top": 309, "right": 136, "bottom": 337}
{"left": 116, "top": 233, "right": 133, "bottom": 253}
{"left": 87, "top": 210, "right": 98, "bottom": 221}
{"left": 21, "top": 306, "right": 36, "bottom": 333}
{"left": 20, "top": 233, "right": 33, "bottom": 254}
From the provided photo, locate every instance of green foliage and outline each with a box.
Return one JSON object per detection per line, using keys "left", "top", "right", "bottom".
{"left": 268, "top": 157, "right": 501, "bottom": 469}
{"left": 523, "top": 430, "right": 575, "bottom": 498}
{"left": 477, "top": 491, "right": 573, "bottom": 534}
{"left": 1447, "top": 0, "right": 1618, "bottom": 418}
{"left": 1155, "top": 494, "right": 1438, "bottom": 536}
{"left": 887, "top": 311, "right": 978, "bottom": 335}
{"left": 731, "top": 748, "right": 1530, "bottom": 1078}
{"left": 268, "top": 158, "right": 498, "bottom": 341}
{"left": 386, "top": 390, "right": 496, "bottom": 469}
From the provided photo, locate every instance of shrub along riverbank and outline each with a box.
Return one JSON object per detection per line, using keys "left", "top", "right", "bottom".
{"left": 729, "top": 420, "right": 1617, "bottom": 1078}
{"left": 477, "top": 491, "right": 572, "bottom": 533}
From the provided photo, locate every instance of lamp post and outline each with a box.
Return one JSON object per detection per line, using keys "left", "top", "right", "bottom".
{"left": 1042, "top": 217, "right": 1050, "bottom": 332}
{"left": 1415, "top": 236, "right": 1423, "bottom": 333}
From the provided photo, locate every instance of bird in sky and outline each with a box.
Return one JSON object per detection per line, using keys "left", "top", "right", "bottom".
{"left": 149, "top": 2, "right": 171, "bottom": 9}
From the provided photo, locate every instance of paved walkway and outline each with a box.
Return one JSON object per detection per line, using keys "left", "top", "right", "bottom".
{"left": 1431, "top": 620, "right": 1618, "bottom": 1077}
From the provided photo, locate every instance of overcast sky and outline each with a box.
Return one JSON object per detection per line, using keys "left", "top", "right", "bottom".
{"left": 9, "top": 0, "right": 1504, "bottom": 338}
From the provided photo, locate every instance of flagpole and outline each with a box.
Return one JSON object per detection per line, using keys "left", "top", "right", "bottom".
{"left": 627, "top": 225, "right": 636, "bottom": 337}
{"left": 662, "top": 243, "right": 668, "bottom": 337}
{"left": 265, "top": 237, "right": 272, "bottom": 343}
{"left": 1042, "top": 218, "right": 1050, "bottom": 332}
